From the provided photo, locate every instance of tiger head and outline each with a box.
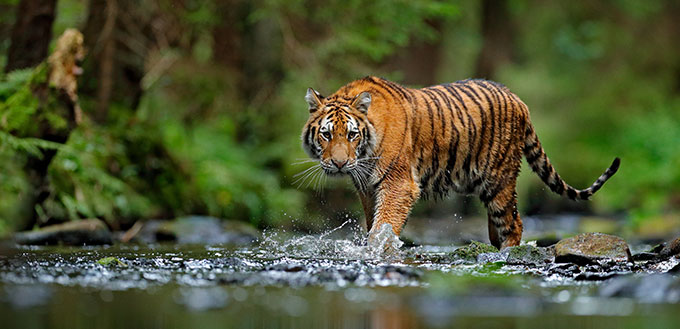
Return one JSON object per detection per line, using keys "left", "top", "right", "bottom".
{"left": 301, "top": 88, "right": 377, "bottom": 176}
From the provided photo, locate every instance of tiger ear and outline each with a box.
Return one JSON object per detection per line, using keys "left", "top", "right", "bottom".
{"left": 352, "top": 91, "right": 371, "bottom": 113}
{"left": 305, "top": 88, "right": 324, "bottom": 113}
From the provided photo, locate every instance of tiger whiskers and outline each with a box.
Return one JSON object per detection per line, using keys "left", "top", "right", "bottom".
{"left": 293, "top": 157, "right": 378, "bottom": 192}
{"left": 291, "top": 158, "right": 320, "bottom": 166}
{"left": 292, "top": 164, "right": 322, "bottom": 189}
{"left": 350, "top": 157, "right": 379, "bottom": 192}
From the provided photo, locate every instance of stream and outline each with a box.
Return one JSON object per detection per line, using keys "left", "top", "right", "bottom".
{"left": 1, "top": 216, "right": 679, "bottom": 329}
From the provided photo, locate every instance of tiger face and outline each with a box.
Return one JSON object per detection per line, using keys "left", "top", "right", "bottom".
{"left": 301, "top": 88, "right": 376, "bottom": 177}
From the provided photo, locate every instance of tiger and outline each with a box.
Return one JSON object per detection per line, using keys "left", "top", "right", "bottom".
{"left": 300, "top": 76, "right": 620, "bottom": 249}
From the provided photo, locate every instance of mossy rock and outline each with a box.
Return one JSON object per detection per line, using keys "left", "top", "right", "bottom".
{"left": 506, "top": 245, "right": 554, "bottom": 265}
{"left": 555, "top": 232, "right": 632, "bottom": 265}
{"left": 451, "top": 241, "right": 498, "bottom": 263}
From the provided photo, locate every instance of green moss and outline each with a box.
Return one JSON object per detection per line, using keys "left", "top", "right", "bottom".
{"left": 451, "top": 241, "right": 499, "bottom": 263}
{"left": 97, "top": 257, "right": 128, "bottom": 267}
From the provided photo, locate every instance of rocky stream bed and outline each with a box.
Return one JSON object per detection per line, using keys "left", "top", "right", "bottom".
{"left": 1, "top": 216, "right": 679, "bottom": 328}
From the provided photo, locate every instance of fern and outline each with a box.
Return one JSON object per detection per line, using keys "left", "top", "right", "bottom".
{"left": 0, "top": 64, "right": 48, "bottom": 134}
{"left": 0, "top": 68, "right": 34, "bottom": 99}
{"left": 0, "top": 130, "right": 71, "bottom": 160}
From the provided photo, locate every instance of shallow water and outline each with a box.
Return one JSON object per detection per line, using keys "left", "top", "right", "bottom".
{"left": 1, "top": 220, "right": 679, "bottom": 329}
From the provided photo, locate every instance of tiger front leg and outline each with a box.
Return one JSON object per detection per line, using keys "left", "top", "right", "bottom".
{"left": 367, "top": 173, "right": 420, "bottom": 241}
{"left": 358, "top": 189, "right": 376, "bottom": 232}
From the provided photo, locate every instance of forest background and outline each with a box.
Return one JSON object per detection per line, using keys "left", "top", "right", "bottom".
{"left": 1, "top": 0, "right": 679, "bottom": 236}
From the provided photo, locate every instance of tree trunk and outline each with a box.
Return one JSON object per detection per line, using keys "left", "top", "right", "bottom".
{"left": 5, "top": 0, "right": 56, "bottom": 73}
{"left": 475, "top": 0, "right": 515, "bottom": 79}
{"left": 213, "top": 0, "right": 284, "bottom": 101}
{"left": 212, "top": 0, "right": 285, "bottom": 144}
{"left": 384, "top": 21, "right": 444, "bottom": 86}
{"left": 81, "top": 0, "right": 147, "bottom": 123}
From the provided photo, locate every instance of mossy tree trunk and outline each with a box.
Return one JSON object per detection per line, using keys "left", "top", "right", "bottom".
{"left": 13, "top": 30, "right": 85, "bottom": 230}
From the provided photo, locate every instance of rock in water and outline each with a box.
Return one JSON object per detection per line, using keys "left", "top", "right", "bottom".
{"left": 14, "top": 219, "right": 112, "bottom": 246}
{"left": 506, "top": 245, "right": 554, "bottom": 265}
{"left": 660, "top": 237, "right": 680, "bottom": 259}
{"left": 451, "top": 241, "right": 498, "bottom": 263}
{"left": 554, "top": 233, "right": 632, "bottom": 265}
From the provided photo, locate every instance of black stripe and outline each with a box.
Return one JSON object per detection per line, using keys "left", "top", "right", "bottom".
{"left": 425, "top": 89, "right": 448, "bottom": 142}
{"left": 418, "top": 91, "right": 438, "bottom": 186}
{"left": 457, "top": 84, "right": 486, "bottom": 169}
{"left": 526, "top": 149, "right": 542, "bottom": 164}
{"left": 492, "top": 89, "right": 514, "bottom": 170}
{"left": 480, "top": 184, "right": 502, "bottom": 204}
{"left": 552, "top": 180, "right": 565, "bottom": 195}
{"left": 422, "top": 89, "right": 446, "bottom": 185}
{"left": 539, "top": 161, "right": 551, "bottom": 182}
{"left": 441, "top": 85, "right": 470, "bottom": 137}
{"left": 422, "top": 89, "right": 445, "bottom": 126}
{"left": 444, "top": 84, "right": 477, "bottom": 167}
{"left": 462, "top": 154, "right": 472, "bottom": 173}
{"left": 381, "top": 78, "right": 412, "bottom": 102}
{"left": 434, "top": 86, "right": 460, "bottom": 188}
{"left": 445, "top": 138, "right": 458, "bottom": 186}
{"left": 367, "top": 77, "right": 398, "bottom": 100}
{"left": 303, "top": 127, "right": 311, "bottom": 145}
{"left": 567, "top": 188, "right": 577, "bottom": 199}
{"left": 444, "top": 126, "right": 460, "bottom": 187}
{"left": 475, "top": 81, "right": 498, "bottom": 174}
{"left": 525, "top": 141, "right": 539, "bottom": 151}
{"left": 371, "top": 77, "right": 412, "bottom": 102}
{"left": 309, "top": 126, "right": 317, "bottom": 143}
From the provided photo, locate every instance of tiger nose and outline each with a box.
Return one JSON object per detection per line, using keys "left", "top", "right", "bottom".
{"left": 332, "top": 159, "right": 347, "bottom": 169}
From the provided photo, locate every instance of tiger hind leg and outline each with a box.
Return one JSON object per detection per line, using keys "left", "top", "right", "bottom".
{"left": 482, "top": 183, "right": 523, "bottom": 249}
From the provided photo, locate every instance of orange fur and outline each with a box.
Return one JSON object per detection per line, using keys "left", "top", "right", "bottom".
{"left": 302, "top": 77, "right": 619, "bottom": 249}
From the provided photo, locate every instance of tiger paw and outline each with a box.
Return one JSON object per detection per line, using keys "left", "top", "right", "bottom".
{"left": 367, "top": 223, "right": 404, "bottom": 258}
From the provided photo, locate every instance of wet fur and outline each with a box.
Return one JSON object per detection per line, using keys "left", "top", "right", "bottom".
{"left": 301, "top": 76, "right": 620, "bottom": 249}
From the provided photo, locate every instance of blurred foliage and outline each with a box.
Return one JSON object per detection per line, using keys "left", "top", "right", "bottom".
{"left": 1, "top": 0, "right": 679, "bottom": 234}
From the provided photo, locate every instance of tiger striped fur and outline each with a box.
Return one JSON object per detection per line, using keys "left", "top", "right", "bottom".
{"left": 301, "top": 76, "right": 620, "bottom": 249}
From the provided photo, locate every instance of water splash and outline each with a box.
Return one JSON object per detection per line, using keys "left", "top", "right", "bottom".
{"left": 367, "top": 223, "right": 404, "bottom": 259}
{"left": 254, "top": 220, "right": 403, "bottom": 260}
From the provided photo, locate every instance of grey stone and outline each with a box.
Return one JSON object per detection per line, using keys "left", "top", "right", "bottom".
{"left": 506, "top": 245, "right": 554, "bottom": 265}
{"left": 554, "top": 232, "right": 632, "bottom": 265}
{"left": 660, "top": 237, "right": 680, "bottom": 258}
